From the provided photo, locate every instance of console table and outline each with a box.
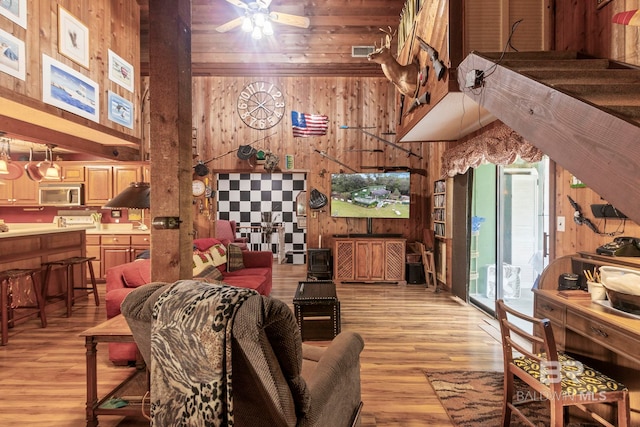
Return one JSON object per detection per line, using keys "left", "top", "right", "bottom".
{"left": 534, "top": 252, "right": 640, "bottom": 425}
{"left": 333, "top": 237, "right": 406, "bottom": 284}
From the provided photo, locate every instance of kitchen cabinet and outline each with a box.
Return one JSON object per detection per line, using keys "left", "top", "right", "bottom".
{"left": 60, "top": 162, "right": 85, "bottom": 182}
{"left": 334, "top": 237, "right": 406, "bottom": 284}
{"left": 0, "top": 165, "right": 39, "bottom": 205}
{"left": 85, "top": 164, "right": 142, "bottom": 206}
{"left": 85, "top": 234, "right": 102, "bottom": 281}
{"left": 89, "top": 233, "right": 151, "bottom": 279}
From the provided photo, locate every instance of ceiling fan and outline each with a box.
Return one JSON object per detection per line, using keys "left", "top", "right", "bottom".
{"left": 216, "top": 0, "right": 310, "bottom": 39}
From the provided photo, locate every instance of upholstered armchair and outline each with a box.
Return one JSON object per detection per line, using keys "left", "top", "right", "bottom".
{"left": 121, "top": 282, "right": 364, "bottom": 427}
{"left": 215, "top": 219, "right": 249, "bottom": 250}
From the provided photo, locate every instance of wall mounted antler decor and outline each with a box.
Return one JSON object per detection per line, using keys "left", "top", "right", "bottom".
{"left": 367, "top": 27, "right": 419, "bottom": 97}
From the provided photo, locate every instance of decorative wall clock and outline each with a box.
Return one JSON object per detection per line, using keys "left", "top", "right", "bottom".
{"left": 237, "top": 81, "right": 285, "bottom": 130}
{"left": 192, "top": 179, "right": 206, "bottom": 197}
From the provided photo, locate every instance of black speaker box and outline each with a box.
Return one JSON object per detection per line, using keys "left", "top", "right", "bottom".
{"left": 406, "top": 263, "right": 425, "bottom": 284}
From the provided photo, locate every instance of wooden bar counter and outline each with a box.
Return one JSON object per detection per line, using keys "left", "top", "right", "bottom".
{"left": 0, "top": 224, "right": 94, "bottom": 316}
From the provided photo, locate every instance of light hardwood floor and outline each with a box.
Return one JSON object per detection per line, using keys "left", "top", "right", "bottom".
{"left": 0, "top": 263, "right": 504, "bottom": 426}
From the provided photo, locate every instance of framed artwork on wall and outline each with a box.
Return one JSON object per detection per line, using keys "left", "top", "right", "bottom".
{"left": 108, "top": 49, "right": 134, "bottom": 93}
{"left": 58, "top": 6, "right": 89, "bottom": 68}
{"left": 0, "top": 28, "right": 25, "bottom": 80}
{"left": 42, "top": 54, "right": 99, "bottom": 122}
{"left": 107, "top": 91, "right": 134, "bottom": 129}
{"left": 0, "top": 0, "right": 27, "bottom": 29}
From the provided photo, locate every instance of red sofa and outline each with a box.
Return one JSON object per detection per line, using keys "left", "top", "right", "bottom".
{"left": 105, "top": 238, "right": 273, "bottom": 365}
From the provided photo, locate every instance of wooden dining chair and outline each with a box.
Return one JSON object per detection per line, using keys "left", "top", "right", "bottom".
{"left": 495, "top": 299, "right": 630, "bottom": 427}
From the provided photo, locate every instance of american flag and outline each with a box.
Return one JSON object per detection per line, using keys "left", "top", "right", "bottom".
{"left": 291, "top": 111, "right": 328, "bottom": 137}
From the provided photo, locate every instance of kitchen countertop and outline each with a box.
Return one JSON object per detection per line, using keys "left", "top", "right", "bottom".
{"left": 0, "top": 223, "right": 151, "bottom": 238}
{"left": 0, "top": 223, "right": 95, "bottom": 239}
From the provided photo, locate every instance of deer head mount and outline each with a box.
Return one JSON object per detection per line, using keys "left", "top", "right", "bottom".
{"left": 367, "top": 27, "right": 419, "bottom": 97}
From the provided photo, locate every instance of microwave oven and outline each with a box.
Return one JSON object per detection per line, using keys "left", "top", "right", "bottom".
{"left": 39, "top": 183, "right": 84, "bottom": 206}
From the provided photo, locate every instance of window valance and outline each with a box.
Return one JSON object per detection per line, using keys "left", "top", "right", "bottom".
{"left": 441, "top": 124, "right": 543, "bottom": 177}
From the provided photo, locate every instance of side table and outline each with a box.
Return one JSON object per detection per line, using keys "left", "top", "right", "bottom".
{"left": 79, "top": 314, "right": 149, "bottom": 427}
{"left": 293, "top": 280, "right": 341, "bottom": 341}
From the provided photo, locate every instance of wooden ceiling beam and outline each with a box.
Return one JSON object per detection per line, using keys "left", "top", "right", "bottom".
{"left": 0, "top": 115, "right": 140, "bottom": 161}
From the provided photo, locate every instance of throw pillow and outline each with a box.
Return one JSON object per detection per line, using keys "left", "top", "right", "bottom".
{"left": 122, "top": 259, "right": 152, "bottom": 288}
{"left": 208, "top": 243, "right": 227, "bottom": 267}
{"left": 193, "top": 238, "right": 223, "bottom": 251}
{"left": 226, "top": 243, "right": 245, "bottom": 272}
{"left": 195, "top": 265, "right": 224, "bottom": 283}
{"left": 192, "top": 250, "right": 214, "bottom": 276}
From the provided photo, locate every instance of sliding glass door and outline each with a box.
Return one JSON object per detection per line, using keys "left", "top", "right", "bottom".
{"left": 469, "top": 157, "right": 549, "bottom": 320}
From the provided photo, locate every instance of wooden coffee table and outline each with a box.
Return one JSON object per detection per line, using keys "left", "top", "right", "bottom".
{"left": 80, "top": 315, "right": 149, "bottom": 427}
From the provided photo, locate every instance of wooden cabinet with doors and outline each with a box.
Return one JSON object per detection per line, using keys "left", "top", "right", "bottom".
{"left": 0, "top": 164, "right": 39, "bottom": 205}
{"left": 85, "top": 234, "right": 102, "bottom": 281}
{"left": 59, "top": 162, "right": 85, "bottom": 182}
{"left": 84, "top": 164, "right": 143, "bottom": 206}
{"left": 91, "top": 233, "right": 151, "bottom": 279}
{"left": 334, "top": 237, "right": 406, "bottom": 284}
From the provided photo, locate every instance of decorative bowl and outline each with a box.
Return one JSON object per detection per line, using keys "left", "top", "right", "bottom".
{"left": 603, "top": 287, "right": 640, "bottom": 315}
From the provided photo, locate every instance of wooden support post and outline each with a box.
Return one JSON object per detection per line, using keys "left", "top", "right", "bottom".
{"left": 148, "top": 0, "right": 194, "bottom": 282}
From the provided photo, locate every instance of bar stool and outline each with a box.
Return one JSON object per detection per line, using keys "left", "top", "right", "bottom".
{"left": 42, "top": 256, "right": 99, "bottom": 318}
{"left": 0, "top": 268, "right": 47, "bottom": 346}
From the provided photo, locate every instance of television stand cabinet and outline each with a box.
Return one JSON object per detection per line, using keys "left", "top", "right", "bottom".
{"left": 334, "top": 237, "right": 406, "bottom": 285}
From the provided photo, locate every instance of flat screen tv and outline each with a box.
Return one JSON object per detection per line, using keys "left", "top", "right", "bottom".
{"left": 330, "top": 172, "right": 410, "bottom": 219}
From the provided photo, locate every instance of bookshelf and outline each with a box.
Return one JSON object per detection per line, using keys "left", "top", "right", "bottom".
{"left": 433, "top": 178, "right": 452, "bottom": 239}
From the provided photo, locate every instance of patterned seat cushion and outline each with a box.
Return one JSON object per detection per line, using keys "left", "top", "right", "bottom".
{"left": 512, "top": 352, "right": 628, "bottom": 396}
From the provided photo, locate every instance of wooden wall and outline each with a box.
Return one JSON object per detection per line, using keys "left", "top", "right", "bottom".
{"left": 553, "top": 0, "right": 640, "bottom": 257}
{"left": 0, "top": 0, "right": 140, "bottom": 142}
{"left": 183, "top": 75, "right": 440, "bottom": 249}
{"left": 555, "top": 166, "right": 640, "bottom": 258}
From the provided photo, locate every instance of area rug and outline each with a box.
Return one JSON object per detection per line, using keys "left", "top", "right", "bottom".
{"left": 424, "top": 370, "right": 596, "bottom": 427}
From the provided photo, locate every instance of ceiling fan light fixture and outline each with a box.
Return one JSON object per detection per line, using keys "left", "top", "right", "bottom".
{"left": 241, "top": 15, "right": 253, "bottom": 32}
{"left": 0, "top": 159, "right": 8, "bottom": 174}
{"left": 254, "top": 12, "right": 267, "bottom": 27}
{"left": 263, "top": 20, "right": 274, "bottom": 36}
{"left": 252, "top": 25, "right": 263, "bottom": 40}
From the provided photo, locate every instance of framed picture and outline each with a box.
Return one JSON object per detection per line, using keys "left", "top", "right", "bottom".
{"left": 58, "top": 6, "right": 89, "bottom": 68}
{"left": 108, "top": 49, "right": 134, "bottom": 93}
{"left": 107, "top": 91, "right": 134, "bottom": 129}
{"left": 0, "top": 0, "right": 27, "bottom": 29}
{"left": 0, "top": 28, "right": 25, "bottom": 80}
{"left": 42, "top": 54, "right": 99, "bottom": 122}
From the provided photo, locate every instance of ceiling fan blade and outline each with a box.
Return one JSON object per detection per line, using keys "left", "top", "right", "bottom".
{"left": 269, "top": 12, "right": 310, "bottom": 29}
{"left": 225, "top": 0, "right": 249, "bottom": 10}
{"left": 216, "top": 17, "right": 244, "bottom": 33}
{"left": 257, "top": 0, "right": 273, "bottom": 8}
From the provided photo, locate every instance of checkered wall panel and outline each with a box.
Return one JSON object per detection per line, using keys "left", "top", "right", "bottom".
{"left": 217, "top": 173, "right": 307, "bottom": 264}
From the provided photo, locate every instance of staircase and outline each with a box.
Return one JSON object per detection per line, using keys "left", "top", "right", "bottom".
{"left": 458, "top": 51, "right": 640, "bottom": 225}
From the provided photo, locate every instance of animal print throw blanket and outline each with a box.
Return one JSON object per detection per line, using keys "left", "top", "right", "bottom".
{"left": 150, "top": 280, "right": 258, "bottom": 426}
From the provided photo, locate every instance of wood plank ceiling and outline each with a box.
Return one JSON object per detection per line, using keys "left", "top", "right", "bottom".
{"left": 139, "top": 0, "right": 405, "bottom": 77}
